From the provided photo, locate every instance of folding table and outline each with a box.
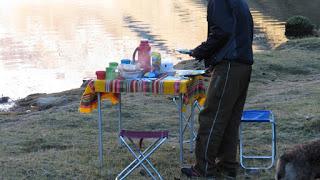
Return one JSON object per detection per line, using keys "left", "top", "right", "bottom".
{"left": 79, "top": 75, "right": 206, "bottom": 168}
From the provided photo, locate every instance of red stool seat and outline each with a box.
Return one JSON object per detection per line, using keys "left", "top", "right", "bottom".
{"left": 120, "top": 130, "right": 169, "bottom": 139}
{"left": 117, "top": 129, "right": 169, "bottom": 180}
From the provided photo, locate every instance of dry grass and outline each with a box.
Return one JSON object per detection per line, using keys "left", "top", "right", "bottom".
{"left": 0, "top": 37, "right": 319, "bottom": 179}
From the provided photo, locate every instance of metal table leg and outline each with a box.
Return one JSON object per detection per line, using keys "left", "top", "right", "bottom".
{"left": 97, "top": 92, "right": 103, "bottom": 170}
{"left": 118, "top": 94, "right": 122, "bottom": 145}
{"left": 173, "top": 96, "right": 200, "bottom": 165}
{"left": 190, "top": 102, "right": 195, "bottom": 153}
{"left": 179, "top": 93, "right": 184, "bottom": 166}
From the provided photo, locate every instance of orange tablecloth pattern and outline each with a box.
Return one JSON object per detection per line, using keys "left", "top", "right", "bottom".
{"left": 79, "top": 76, "right": 206, "bottom": 113}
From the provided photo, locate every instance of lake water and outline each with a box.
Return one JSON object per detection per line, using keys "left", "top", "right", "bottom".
{"left": 0, "top": 0, "right": 318, "bottom": 102}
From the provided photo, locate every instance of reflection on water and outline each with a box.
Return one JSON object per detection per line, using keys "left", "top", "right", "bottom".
{"left": 0, "top": 0, "right": 208, "bottom": 100}
{"left": 251, "top": 10, "right": 287, "bottom": 49}
{"left": 248, "top": 0, "right": 320, "bottom": 49}
{"left": 0, "top": 0, "right": 307, "bottom": 100}
{"left": 248, "top": 0, "right": 320, "bottom": 26}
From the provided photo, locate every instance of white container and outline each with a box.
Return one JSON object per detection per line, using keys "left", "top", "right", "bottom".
{"left": 118, "top": 64, "right": 140, "bottom": 72}
{"left": 120, "top": 70, "right": 143, "bottom": 79}
{"left": 161, "top": 60, "right": 175, "bottom": 76}
{"left": 161, "top": 62, "right": 174, "bottom": 71}
{"left": 166, "top": 70, "right": 176, "bottom": 76}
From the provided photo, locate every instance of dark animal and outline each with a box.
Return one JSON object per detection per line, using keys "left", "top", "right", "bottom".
{"left": 275, "top": 139, "right": 320, "bottom": 180}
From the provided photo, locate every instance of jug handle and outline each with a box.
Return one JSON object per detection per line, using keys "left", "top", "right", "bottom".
{"left": 132, "top": 47, "right": 139, "bottom": 64}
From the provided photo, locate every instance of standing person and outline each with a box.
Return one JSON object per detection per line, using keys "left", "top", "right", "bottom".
{"left": 181, "top": 0, "right": 253, "bottom": 178}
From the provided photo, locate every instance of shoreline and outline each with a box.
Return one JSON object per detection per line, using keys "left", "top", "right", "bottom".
{"left": 2, "top": 0, "right": 320, "bottom": 107}
{"left": 3, "top": 36, "right": 319, "bottom": 113}
{"left": 0, "top": 28, "right": 273, "bottom": 109}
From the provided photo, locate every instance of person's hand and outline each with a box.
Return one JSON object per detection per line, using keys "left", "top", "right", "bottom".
{"left": 203, "top": 65, "right": 213, "bottom": 77}
{"left": 189, "top": 49, "right": 194, "bottom": 56}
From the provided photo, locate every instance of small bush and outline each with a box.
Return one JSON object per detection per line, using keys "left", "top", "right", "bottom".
{"left": 285, "top": 16, "right": 315, "bottom": 38}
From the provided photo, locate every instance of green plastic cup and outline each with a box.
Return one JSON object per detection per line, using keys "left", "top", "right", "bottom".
{"left": 106, "top": 67, "right": 116, "bottom": 80}
{"left": 109, "top": 62, "right": 118, "bottom": 70}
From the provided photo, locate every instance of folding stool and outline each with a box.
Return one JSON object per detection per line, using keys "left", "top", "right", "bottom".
{"left": 116, "top": 130, "right": 169, "bottom": 180}
{"left": 239, "top": 110, "right": 276, "bottom": 170}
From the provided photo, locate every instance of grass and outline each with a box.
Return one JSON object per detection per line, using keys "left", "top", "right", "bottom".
{"left": 1, "top": 37, "right": 320, "bottom": 179}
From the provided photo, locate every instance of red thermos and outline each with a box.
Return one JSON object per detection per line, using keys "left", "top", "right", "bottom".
{"left": 132, "top": 40, "right": 151, "bottom": 73}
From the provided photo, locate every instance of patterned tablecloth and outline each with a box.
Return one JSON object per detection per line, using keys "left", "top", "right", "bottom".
{"left": 79, "top": 75, "right": 206, "bottom": 113}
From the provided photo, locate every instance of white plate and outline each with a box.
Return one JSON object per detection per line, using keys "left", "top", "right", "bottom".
{"left": 175, "top": 70, "right": 205, "bottom": 77}
{"left": 175, "top": 49, "right": 192, "bottom": 55}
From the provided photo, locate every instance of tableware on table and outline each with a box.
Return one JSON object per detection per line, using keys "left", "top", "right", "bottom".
{"left": 96, "top": 71, "right": 106, "bottom": 80}
{"left": 151, "top": 52, "right": 161, "bottom": 74}
{"left": 118, "top": 63, "right": 143, "bottom": 79}
{"left": 144, "top": 71, "right": 156, "bottom": 78}
{"left": 106, "top": 67, "right": 117, "bottom": 80}
{"left": 120, "top": 70, "right": 143, "bottom": 79}
{"left": 161, "top": 60, "right": 176, "bottom": 76}
{"left": 161, "top": 59, "right": 176, "bottom": 76}
{"left": 132, "top": 39, "right": 151, "bottom": 73}
{"left": 109, "top": 62, "right": 119, "bottom": 70}
{"left": 176, "top": 48, "right": 192, "bottom": 55}
{"left": 118, "top": 64, "right": 140, "bottom": 72}
{"left": 166, "top": 70, "right": 176, "bottom": 76}
{"left": 121, "top": 59, "right": 131, "bottom": 64}
{"left": 175, "top": 70, "right": 206, "bottom": 77}
{"left": 161, "top": 62, "right": 174, "bottom": 72}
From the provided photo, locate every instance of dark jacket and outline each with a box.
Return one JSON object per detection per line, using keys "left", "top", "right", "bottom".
{"left": 191, "top": 0, "right": 254, "bottom": 66}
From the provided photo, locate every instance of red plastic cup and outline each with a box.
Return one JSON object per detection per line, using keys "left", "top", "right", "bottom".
{"left": 96, "top": 71, "right": 106, "bottom": 80}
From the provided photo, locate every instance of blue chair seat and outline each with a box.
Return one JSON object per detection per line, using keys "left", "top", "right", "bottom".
{"left": 241, "top": 110, "right": 273, "bottom": 122}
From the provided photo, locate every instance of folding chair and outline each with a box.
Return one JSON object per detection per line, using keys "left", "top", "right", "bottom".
{"left": 239, "top": 110, "right": 276, "bottom": 170}
{"left": 116, "top": 130, "right": 169, "bottom": 180}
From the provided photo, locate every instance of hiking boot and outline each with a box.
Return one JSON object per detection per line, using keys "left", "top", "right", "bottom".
{"left": 220, "top": 171, "right": 236, "bottom": 179}
{"left": 181, "top": 166, "right": 217, "bottom": 178}
{"left": 215, "top": 164, "right": 237, "bottom": 179}
{"left": 181, "top": 166, "right": 201, "bottom": 177}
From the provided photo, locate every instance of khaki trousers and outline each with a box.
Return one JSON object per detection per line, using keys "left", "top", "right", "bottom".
{"left": 194, "top": 61, "right": 252, "bottom": 176}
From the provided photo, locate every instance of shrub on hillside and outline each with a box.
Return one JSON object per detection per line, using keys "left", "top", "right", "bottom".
{"left": 285, "top": 16, "right": 315, "bottom": 38}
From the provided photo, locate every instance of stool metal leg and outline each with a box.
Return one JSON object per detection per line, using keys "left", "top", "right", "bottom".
{"left": 128, "top": 138, "right": 163, "bottom": 179}
{"left": 117, "top": 138, "right": 158, "bottom": 179}
{"left": 271, "top": 121, "right": 276, "bottom": 168}
{"left": 272, "top": 112, "right": 277, "bottom": 158}
{"left": 118, "top": 137, "right": 157, "bottom": 179}
{"left": 118, "top": 138, "right": 167, "bottom": 180}
{"left": 135, "top": 145, "right": 163, "bottom": 179}
{"left": 239, "top": 121, "right": 276, "bottom": 170}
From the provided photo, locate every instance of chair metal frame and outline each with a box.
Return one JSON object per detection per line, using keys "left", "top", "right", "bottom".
{"left": 239, "top": 110, "right": 276, "bottom": 170}
{"left": 116, "top": 130, "right": 168, "bottom": 180}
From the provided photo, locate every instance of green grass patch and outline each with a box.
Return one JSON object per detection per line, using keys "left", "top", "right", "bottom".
{"left": 0, "top": 37, "right": 319, "bottom": 179}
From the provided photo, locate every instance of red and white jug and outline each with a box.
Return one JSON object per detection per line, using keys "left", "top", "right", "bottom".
{"left": 132, "top": 40, "right": 151, "bottom": 73}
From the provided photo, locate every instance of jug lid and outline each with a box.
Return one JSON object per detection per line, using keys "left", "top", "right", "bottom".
{"left": 140, "top": 39, "right": 149, "bottom": 43}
